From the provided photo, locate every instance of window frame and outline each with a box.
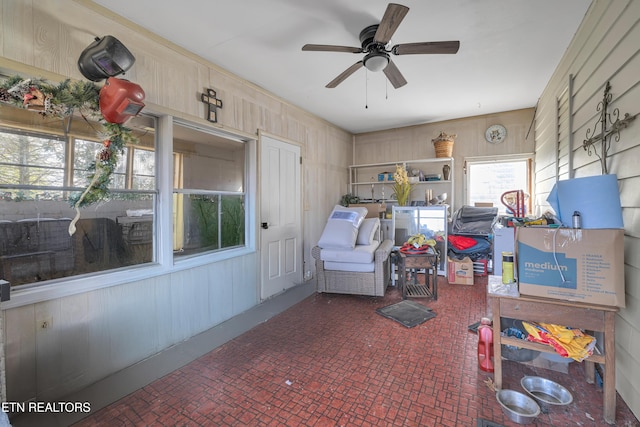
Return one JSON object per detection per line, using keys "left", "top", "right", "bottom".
{"left": 464, "top": 153, "right": 534, "bottom": 214}
{"left": 0, "top": 114, "right": 159, "bottom": 292}
{"left": 0, "top": 112, "right": 257, "bottom": 309}
{"left": 170, "top": 119, "right": 255, "bottom": 263}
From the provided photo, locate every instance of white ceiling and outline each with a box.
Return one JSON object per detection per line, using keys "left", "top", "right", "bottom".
{"left": 93, "top": 0, "right": 592, "bottom": 134}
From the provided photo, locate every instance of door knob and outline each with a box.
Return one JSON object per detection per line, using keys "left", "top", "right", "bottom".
{"left": 261, "top": 222, "right": 269, "bottom": 229}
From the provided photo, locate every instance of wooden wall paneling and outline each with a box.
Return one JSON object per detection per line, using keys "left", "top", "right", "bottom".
{"left": 51, "top": 293, "right": 91, "bottom": 397}
{"left": 533, "top": 136, "right": 556, "bottom": 174}
{"left": 620, "top": 175, "right": 640, "bottom": 210}
{"left": 84, "top": 285, "right": 116, "bottom": 392}
{"left": 36, "top": 293, "right": 90, "bottom": 400}
{"left": 532, "top": 121, "right": 556, "bottom": 175}
{"left": 33, "top": 298, "right": 62, "bottom": 400}
{"left": 0, "top": 0, "right": 35, "bottom": 66}
{"left": 533, "top": 164, "right": 557, "bottom": 215}
{"left": 0, "top": 0, "right": 3, "bottom": 57}
{"left": 4, "top": 305, "right": 36, "bottom": 403}
{"left": 534, "top": 161, "right": 557, "bottom": 185}
{"left": 184, "top": 266, "right": 214, "bottom": 336}
{"left": 570, "top": 19, "right": 638, "bottom": 130}
{"left": 129, "top": 42, "right": 208, "bottom": 115}
{"left": 44, "top": 2, "right": 137, "bottom": 82}
{"left": 106, "top": 280, "right": 160, "bottom": 370}
{"left": 572, "top": 2, "right": 630, "bottom": 88}
{"left": 230, "top": 254, "right": 259, "bottom": 316}
{"left": 572, "top": 156, "right": 605, "bottom": 177}
{"left": 158, "top": 59, "right": 209, "bottom": 117}
{"left": 150, "top": 274, "right": 174, "bottom": 355}
{"left": 353, "top": 110, "right": 535, "bottom": 210}
{"left": 535, "top": 1, "right": 640, "bottom": 418}
{"left": 625, "top": 234, "right": 640, "bottom": 271}
{"left": 557, "top": 1, "right": 620, "bottom": 95}
{"left": 615, "top": 316, "right": 640, "bottom": 397}
{"left": 204, "top": 75, "right": 236, "bottom": 130}
{"left": 167, "top": 270, "right": 201, "bottom": 343}
{"left": 622, "top": 210, "right": 640, "bottom": 238}
{"left": 32, "top": 3, "right": 67, "bottom": 75}
{"left": 608, "top": 136, "right": 640, "bottom": 179}
{"left": 207, "top": 260, "right": 234, "bottom": 326}
{"left": 558, "top": 89, "right": 571, "bottom": 180}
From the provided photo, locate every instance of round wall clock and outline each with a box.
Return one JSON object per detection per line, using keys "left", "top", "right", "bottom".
{"left": 485, "top": 124, "right": 507, "bottom": 144}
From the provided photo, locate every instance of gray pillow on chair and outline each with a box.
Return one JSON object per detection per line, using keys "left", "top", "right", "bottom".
{"left": 318, "top": 205, "right": 367, "bottom": 249}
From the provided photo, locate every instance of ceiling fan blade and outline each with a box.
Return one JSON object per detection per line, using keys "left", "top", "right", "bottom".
{"left": 302, "top": 44, "right": 362, "bottom": 53}
{"left": 374, "top": 3, "right": 410, "bottom": 45}
{"left": 326, "top": 61, "right": 364, "bottom": 88}
{"left": 383, "top": 59, "right": 407, "bottom": 89}
{"left": 393, "top": 41, "right": 460, "bottom": 55}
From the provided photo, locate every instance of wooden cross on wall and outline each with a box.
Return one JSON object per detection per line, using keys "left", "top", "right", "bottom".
{"left": 200, "top": 88, "right": 223, "bottom": 123}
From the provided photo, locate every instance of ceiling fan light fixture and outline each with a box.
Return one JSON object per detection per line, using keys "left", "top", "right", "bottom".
{"left": 363, "top": 52, "right": 389, "bottom": 72}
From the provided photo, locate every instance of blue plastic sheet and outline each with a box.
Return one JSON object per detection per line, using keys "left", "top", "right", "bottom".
{"left": 546, "top": 174, "right": 623, "bottom": 228}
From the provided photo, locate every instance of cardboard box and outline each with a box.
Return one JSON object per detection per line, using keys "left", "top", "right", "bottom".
{"left": 448, "top": 257, "right": 474, "bottom": 285}
{"left": 516, "top": 228, "right": 625, "bottom": 307}
{"left": 348, "top": 203, "right": 386, "bottom": 218}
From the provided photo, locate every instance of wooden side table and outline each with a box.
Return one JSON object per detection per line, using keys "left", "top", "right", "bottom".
{"left": 398, "top": 251, "right": 438, "bottom": 300}
{"left": 491, "top": 294, "right": 618, "bottom": 424}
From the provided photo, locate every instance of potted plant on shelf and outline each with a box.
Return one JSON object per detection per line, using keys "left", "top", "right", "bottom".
{"left": 392, "top": 164, "right": 413, "bottom": 206}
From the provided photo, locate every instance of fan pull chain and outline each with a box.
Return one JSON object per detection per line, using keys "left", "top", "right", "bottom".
{"left": 365, "top": 69, "right": 368, "bottom": 109}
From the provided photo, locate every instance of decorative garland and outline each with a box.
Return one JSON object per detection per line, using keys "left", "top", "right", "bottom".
{"left": 0, "top": 76, "right": 138, "bottom": 204}
{"left": 0, "top": 75, "right": 138, "bottom": 235}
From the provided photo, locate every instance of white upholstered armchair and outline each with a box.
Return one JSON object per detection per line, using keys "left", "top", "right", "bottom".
{"left": 312, "top": 205, "right": 393, "bottom": 297}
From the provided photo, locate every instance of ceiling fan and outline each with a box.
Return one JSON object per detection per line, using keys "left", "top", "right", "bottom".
{"left": 302, "top": 3, "right": 460, "bottom": 89}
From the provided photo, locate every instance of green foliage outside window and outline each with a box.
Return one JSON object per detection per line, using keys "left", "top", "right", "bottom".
{"left": 191, "top": 194, "right": 245, "bottom": 250}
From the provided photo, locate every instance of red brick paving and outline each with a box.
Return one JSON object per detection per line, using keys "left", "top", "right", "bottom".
{"left": 73, "top": 277, "right": 639, "bottom": 426}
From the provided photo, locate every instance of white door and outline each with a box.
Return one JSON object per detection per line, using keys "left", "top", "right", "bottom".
{"left": 260, "top": 135, "right": 302, "bottom": 300}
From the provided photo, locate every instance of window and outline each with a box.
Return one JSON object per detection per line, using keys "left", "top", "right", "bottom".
{"left": 74, "top": 139, "right": 129, "bottom": 189}
{"left": 465, "top": 156, "right": 532, "bottom": 214}
{"left": 172, "top": 122, "right": 246, "bottom": 258}
{"left": 0, "top": 103, "right": 156, "bottom": 287}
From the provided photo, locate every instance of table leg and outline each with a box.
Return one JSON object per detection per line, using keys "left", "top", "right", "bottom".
{"left": 398, "top": 258, "right": 406, "bottom": 299}
{"left": 432, "top": 266, "right": 438, "bottom": 300}
{"left": 603, "top": 311, "right": 616, "bottom": 424}
{"left": 492, "top": 297, "right": 502, "bottom": 389}
{"left": 584, "top": 360, "right": 595, "bottom": 384}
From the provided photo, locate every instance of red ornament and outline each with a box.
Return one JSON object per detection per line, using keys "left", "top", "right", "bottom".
{"left": 103, "top": 140, "right": 111, "bottom": 147}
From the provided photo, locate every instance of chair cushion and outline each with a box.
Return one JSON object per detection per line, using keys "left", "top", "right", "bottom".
{"left": 317, "top": 205, "right": 367, "bottom": 249}
{"left": 356, "top": 218, "right": 379, "bottom": 246}
{"left": 320, "top": 240, "right": 379, "bottom": 264}
{"left": 324, "top": 261, "right": 375, "bottom": 273}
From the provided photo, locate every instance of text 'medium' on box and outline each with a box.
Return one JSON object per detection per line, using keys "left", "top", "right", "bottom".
{"left": 516, "top": 228, "right": 625, "bottom": 307}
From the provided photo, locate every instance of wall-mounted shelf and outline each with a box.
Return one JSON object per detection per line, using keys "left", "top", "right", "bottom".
{"left": 349, "top": 158, "right": 454, "bottom": 212}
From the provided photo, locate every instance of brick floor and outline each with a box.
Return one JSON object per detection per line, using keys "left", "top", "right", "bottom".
{"left": 73, "top": 277, "right": 639, "bottom": 426}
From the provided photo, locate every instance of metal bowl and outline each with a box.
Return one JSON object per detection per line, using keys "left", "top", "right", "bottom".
{"left": 501, "top": 344, "right": 540, "bottom": 362}
{"left": 521, "top": 376, "right": 573, "bottom": 406}
{"left": 496, "top": 389, "right": 540, "bottom": 424}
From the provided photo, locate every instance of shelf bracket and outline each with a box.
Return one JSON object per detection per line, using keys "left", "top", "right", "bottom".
{"left": 582, "top": 81, "right": 638, "bottom": 174}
